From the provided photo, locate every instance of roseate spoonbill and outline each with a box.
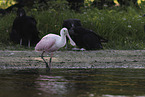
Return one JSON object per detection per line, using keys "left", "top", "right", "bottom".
{"left": 10, "top": 8, "right": 40, "bottom": 47}
{"left": 35, "top": 28, "right": 76, "bottom": 71}
{"left": 62, "top": 19, "right": 82, "bottom": 49}
{"left": 69, "top": 26, "right": 108, "bottom": 50}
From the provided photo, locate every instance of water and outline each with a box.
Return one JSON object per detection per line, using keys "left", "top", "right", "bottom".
{"left": 0, "top": 68, "right": 145, "bottom": 97}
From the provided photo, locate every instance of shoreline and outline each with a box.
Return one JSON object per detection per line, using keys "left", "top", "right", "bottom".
{"left": 0, "top": 50, "right": 145, "bottom": 69}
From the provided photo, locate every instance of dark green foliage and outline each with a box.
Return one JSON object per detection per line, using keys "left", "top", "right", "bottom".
{"left": 0, "top": 1, "right": 145, "bottom": 50}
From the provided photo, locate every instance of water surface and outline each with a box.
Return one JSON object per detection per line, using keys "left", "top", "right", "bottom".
{"left": 0, "top": 68, "right": 145, "bottom": 97}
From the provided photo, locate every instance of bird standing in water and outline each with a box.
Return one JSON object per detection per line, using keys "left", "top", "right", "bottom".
{"left": 35, "top": 28, "right": 76, "bottom": 71}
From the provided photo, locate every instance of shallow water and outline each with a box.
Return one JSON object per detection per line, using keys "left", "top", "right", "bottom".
{"left": 0, "top": 68, "right": 145, "bottom": 97}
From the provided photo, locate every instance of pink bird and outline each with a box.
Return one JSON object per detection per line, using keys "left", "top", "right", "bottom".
{"left": 35, "top": 28, "right": 76, "bottom": 71}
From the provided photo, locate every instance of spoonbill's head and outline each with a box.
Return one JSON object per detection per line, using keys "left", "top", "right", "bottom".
{"left": 60, "top": 28, "right": 76, "bottom": 46}
{"left": 60, "top": 28, "right": 68, "bottom": 36}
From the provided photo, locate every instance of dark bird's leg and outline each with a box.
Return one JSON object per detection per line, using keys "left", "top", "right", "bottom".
{"left": 20, "top": 38, "right": 22, "bottom": 46}
{"left": 28, "top": 40, "right": 30, "bottom": 48}
{"left": 41, "top": 51, "right": 50, "bottom": 71}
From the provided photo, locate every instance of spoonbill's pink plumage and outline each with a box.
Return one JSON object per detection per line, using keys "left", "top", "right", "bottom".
{"left": 35, "top": 28, "right": 76, "bottom": 71}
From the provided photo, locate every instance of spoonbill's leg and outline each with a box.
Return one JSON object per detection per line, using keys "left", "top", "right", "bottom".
{"left": 48, "top": 53, "right": 53, "bottom": 69}
{"left": 41, "top": 51, "right": 50, "bottom": 70}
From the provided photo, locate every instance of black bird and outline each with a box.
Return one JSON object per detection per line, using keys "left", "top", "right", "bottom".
{"left": 10, "top": 8, "right": 40, "bottom": 47}
{"left": 69, "top": 26, "right": 108, "bottom": 50}
{"left": 62, "top": 19, "right": 82, "bottom": 49}
{"left": 63, "top": 19, "right": 82, "bottom": 29}
{"left": 62, "top": 19, "right": 108, "bottom": 50}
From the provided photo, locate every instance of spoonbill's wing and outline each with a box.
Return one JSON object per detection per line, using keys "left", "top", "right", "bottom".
{"left": 35, "top": 37, "right": 56, "bottom": 52}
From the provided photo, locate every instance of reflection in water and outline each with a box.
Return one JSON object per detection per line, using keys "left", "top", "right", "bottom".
{"left": 0, "top": 68, "right": 145, "bottom": 97}
{"left": 0, "top": 69, "right": 40, "bottom": 97}
{"left": 36, "top": 75, "right": 69, "bottom": 95}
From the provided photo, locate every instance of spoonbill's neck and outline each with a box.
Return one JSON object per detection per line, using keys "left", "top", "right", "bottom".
{"left": 57, "top": 34, "right": 67, "bottom": 48}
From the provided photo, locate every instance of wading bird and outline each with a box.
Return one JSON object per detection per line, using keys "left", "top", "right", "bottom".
{"left": 35, "top": 28, "right": 76, "bottom": 71}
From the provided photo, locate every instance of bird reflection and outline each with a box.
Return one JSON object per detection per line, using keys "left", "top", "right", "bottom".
{"left": 35, "top": 75, "right": 70, "bottom": 95}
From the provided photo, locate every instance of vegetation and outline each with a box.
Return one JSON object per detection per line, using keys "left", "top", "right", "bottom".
{"left": 0, "top": 0, "right": 16, "bottom": 9}
{"left": 1, "top": 1, "right": 145, "bottom": 50}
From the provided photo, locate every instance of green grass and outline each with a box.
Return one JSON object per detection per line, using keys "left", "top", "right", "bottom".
{"left": 1, "top": 1, "right": 145, "bottom": 50}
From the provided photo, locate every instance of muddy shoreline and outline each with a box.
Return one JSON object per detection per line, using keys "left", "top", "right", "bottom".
{"left": 0, "top": 50, "right": 145, "bottom": 69}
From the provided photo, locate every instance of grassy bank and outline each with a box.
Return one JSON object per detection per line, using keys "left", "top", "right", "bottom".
{"left": 1, "top": 2, "right": 145, "bottom": 50}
